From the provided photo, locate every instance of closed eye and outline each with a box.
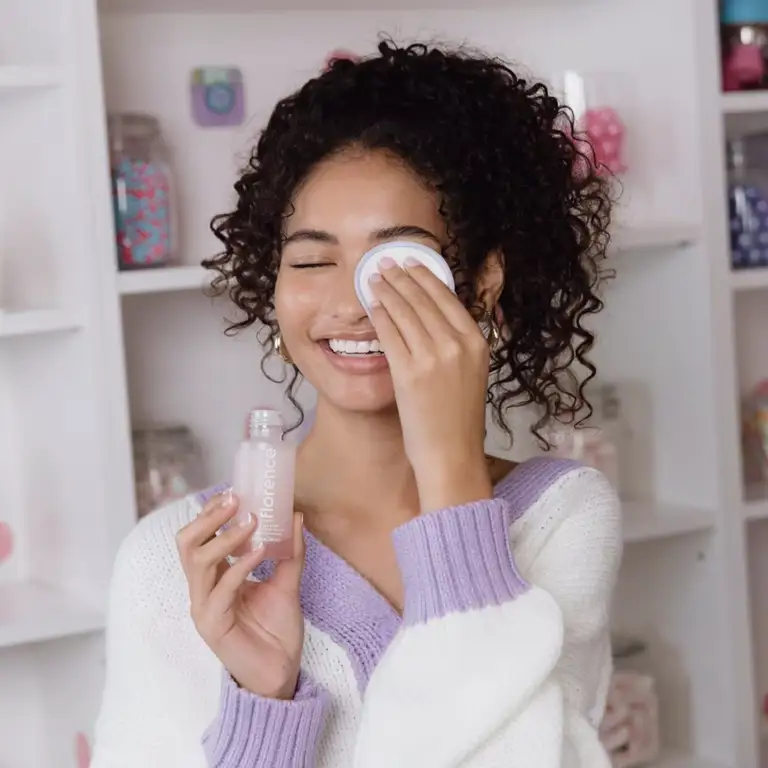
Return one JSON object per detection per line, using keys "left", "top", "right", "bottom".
{"left": 291, "top": 262, "right": 334, "bottom": 269}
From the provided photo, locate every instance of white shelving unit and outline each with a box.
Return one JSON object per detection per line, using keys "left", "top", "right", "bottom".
{"left": 0, "top": 65, "right": 61, "bottom": 90}
{"left": 0, "top": 0, "right": 763, "bottom": 766}
{"left": 116, "top": 264, "right": 211, "bottom": 295}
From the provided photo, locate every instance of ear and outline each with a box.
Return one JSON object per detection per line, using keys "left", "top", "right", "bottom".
{"left": 476, "top": 250, "right": 505, "bottom": 312}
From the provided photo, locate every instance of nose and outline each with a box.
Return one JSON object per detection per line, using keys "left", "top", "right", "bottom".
{"left": 324, "top": 260, "right": 369, "bottom": 324}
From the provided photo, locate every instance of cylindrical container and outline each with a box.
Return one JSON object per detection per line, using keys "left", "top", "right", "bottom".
{"left": 108, "top": 113, "right": 177, "bottom": 270}
{"left": 721, "top": 0, "right": 768, "bottom": 91}
{"left": 132, "top": 425, "right": 205, "bottom": 518}
{"left": 354, "top": 241, "right": 455, "bottom": 317}
{"left": 727, "top": 136, "right": 768, "bottom": 269}
{"left": 232, "top": 408, "right": 296, "bottom": 561}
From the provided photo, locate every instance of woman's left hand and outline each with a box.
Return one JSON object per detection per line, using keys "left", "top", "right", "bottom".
{"left": 369, "top": 257, "right": 493, "bottom": 513}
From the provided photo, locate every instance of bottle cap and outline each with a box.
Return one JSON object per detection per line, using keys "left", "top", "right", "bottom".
{"left": 245, "top": 407, "right": 283, "bottom": 437}
{"left": 722, "top": 0, "right": 768, "bottom": 24}
{"left": 354, "top": 241, "right": 456, "bottom": 317}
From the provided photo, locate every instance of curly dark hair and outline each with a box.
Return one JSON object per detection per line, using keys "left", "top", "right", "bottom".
{"left": 204, "top": 39, "right": 613, "bottom": 444}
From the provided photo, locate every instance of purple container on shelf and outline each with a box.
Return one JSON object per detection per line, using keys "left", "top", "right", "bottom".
{"left": 728, "top": 136, "right": 768, "bottom": 269}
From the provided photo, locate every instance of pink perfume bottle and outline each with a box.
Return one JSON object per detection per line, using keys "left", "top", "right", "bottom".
{"left": 232, "top": 408, "right": 296, "bottom": 561}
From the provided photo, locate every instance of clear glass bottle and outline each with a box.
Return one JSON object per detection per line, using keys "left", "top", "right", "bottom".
{"left": 132, "top": 426, "right": 204, "bottom": 518}
{"left": 108, "top": 113, "right": 177, "bottom": 270}
{"left": 727, "top": 137, "right": 768, "bottom": 269}
{"left": 232, "top": 408, "right": 296, "bottom": 561}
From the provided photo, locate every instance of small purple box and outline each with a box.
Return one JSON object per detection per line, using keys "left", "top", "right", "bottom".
{"left": 191, "top": 67, "right": 245, "bottom": 127}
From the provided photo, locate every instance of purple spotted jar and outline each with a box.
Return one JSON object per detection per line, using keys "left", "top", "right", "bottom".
{"left": 728, "top": 136, "right": 768, "bottom": 269}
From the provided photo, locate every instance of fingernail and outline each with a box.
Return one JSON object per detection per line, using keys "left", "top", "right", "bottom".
{"left": 368, "top": 272, "right": 383, "bottom": 285}
{"left": 238, "top": 512, "right": 253, "bottom": 527}
{"left": 378, "top": 256, "right": 397, "bottom": 269}
{"left": 221, "top": 489, "right": 236, "bottom": 508}
{"left": 403, "top": 255, "right": 421, "bottom": 267}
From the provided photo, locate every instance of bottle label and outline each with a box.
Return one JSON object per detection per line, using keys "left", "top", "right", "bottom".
{"left": 257, "top": 445, "right": 280, "bottom": 538}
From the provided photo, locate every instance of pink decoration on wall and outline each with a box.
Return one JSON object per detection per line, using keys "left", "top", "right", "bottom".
{"left": 323, "top": 49, "right": 361, "bottom": 71}
{"left": 0, "top": 522, "right": 14, "bottom": 563}
{"left": 75, "top": 732, "right": 91, "bottom": 768}
{"left": 584, "top": 107, "right": 626, "bottom": 175}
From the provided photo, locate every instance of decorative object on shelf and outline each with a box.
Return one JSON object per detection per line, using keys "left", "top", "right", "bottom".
{"left": 74, "top": 732, "right": 91, "bottom": 768}
{"left": 0, "top": 521, "right": 13, "bottom": 563}
{"left": 721, "top": 0, "right": 768, "bottom": 91}
{"left": 541, "top": 383, "right": 628, "bottom": 494}
{"left": 741, "top": 379, "right": 768, "bottom": 486}
{"left": 323, "top": 49, "right": 361, "bottom": 71}
{"left": 132, "top": 425, "right": 205, "bottom": 518}
{"left": 599, "top": 671, "right": 660, "bottom": 768}
{"left": 562, "top": 70, "right": 628, "bottom": 176}
{"left": 108, "top": 113, "right": 177, "bottom": 271}
{"left": 191, "top": 67, "right": 245, "bottom": 127}
{"left": 727, "top": 135, "right": 768, "bottom": 269}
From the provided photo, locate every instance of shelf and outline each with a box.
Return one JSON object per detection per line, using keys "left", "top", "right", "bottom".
{"left": 744, "top": 485, "right": 768, "bottom": 521}
{"left": 0, "top": 66, "right": 61, "bottom": 91}
{"left": 117, "top": 265, "right": 213, "bottom": 295}
{"left": 729, "top": 268, "right": 768, "bottom": 292}
{"left": 721, "top": 90, "right": 768, "bottom": 115}
{"left": 612, "top": 223, "right": 699, "bottom": 254}
{"left": 652, "top": 750, "right": 728, "bottom": 768}
{"left": 0, "top": 581, "right": 104, "bottom": 648}
{"left": 622, "top": 501, "right": 716, "bottom": 544}
{"left": 0, "top": 309, "right": 82, "bottom": 338}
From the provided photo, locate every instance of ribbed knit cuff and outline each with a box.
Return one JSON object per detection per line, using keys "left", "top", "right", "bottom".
{"left": 393, "top": 498, "right": 530, "bottom": 626}
{"left": 203, "top": 671, "right": 328, "bottom": 767}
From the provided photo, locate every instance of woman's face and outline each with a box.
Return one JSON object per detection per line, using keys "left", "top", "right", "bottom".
{"left": 275, "top": 147, "right": 448, "bottom": 415}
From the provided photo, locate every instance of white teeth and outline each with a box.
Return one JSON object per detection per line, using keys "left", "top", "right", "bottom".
{"left": 328, "top": 338, "right": 383, "bottom": 355}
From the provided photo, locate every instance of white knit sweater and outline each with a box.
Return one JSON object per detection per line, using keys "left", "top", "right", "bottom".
{"left": 91, "top": 457, "right": 622, "bottom": 768}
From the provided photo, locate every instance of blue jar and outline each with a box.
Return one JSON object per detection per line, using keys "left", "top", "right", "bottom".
{"left": 728, "top": 137, "right": 768, "bottom": 269}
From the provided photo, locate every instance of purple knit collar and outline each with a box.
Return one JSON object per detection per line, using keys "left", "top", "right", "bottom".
{"left": 195, "top": 456, "right": 577, "bottom": 695}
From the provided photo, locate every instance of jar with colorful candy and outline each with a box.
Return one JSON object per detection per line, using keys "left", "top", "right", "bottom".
{"left": 108, "top": 113, "right": 177, "bottom": 270}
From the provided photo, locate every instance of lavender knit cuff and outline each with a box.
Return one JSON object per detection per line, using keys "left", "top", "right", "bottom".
{"left": 393, "top": 498, "right": 530, "bottom": 625}
{"left": 203, "top": 671, "right": 328, "bottom": 767}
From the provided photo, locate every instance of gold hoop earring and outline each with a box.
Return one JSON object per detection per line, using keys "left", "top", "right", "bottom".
{"left": 274, "top": 332, "right": 294, "bottom": 365}
{"left": 481, "top": 312, "right": 502, "bottom": 349}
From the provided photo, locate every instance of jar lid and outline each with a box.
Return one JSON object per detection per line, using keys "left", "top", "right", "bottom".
{"left": 722, "top": 0, "right": 768, "bottom": 24}
{"left": 354, "top": 241, "right": 455, "bottom": 317}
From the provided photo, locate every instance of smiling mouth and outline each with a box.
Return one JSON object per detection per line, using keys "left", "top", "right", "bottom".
{"left": 324, "top": 338, "right": 384, "bottom": 356}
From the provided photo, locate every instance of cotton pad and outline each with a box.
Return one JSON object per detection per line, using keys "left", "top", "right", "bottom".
{"left": 354, "top": 241, "right": 456, "bottom": 316}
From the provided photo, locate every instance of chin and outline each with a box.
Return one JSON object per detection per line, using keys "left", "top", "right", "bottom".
{"left": 303, "top": 365, "right": 397, "bottom": 415}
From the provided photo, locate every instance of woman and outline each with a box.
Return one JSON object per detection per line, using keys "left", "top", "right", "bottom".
{"left": 92, "top": 41, "right": 622, "bottom": 768}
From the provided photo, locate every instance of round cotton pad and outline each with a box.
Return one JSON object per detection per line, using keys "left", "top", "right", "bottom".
{"left": 354, "top": 241, "right": 455, "bottom": 316}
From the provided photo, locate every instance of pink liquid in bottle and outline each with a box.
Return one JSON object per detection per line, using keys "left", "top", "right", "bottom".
{"left": 232, "top": 408, "right": 296, "bottom": 561}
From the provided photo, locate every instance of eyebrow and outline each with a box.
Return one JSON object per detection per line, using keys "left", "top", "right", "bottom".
{"left": 282, "top": 224, "right": 442, "bottom": 248}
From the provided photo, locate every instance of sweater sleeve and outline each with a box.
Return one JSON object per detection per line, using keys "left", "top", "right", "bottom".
{"left": 202, "top": 672, "right": 328, "bottom": 767}
{"left": 352, "top": 466, "right": 622, "bottom": 768}
{"left": 90, "top": 497, "right": 329, "bottom": 768}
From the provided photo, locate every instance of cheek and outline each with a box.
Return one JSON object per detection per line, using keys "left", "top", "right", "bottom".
{"left": 274, "top": 273, "right": 319, "bottom": 341}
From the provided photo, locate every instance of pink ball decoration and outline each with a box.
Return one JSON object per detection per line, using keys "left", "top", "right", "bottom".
{"left": 0, "top": 522, "right": 13, "bottom": 564}
{"left": 584, "top": 106, "right": 627, "bottom": 175}
{"left": 75, "top": 732, "right": 91, "bottom": 768}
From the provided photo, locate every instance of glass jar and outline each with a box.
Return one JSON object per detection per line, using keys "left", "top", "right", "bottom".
{"left": 132, "top": 425, "right": 204, "bottom": 518}
{"left": 727, "top": 136, "right": 768, "bottom": 269}
{"left": 108, "top": 113, "right": 177, "bottom": 270}
{"left": 721, "top": 0, "right": 768, "bottom": 90}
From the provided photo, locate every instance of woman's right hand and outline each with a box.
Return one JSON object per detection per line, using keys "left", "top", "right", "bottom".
{"left": 176, "top": 492, "right": 306, "bottom": 700}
